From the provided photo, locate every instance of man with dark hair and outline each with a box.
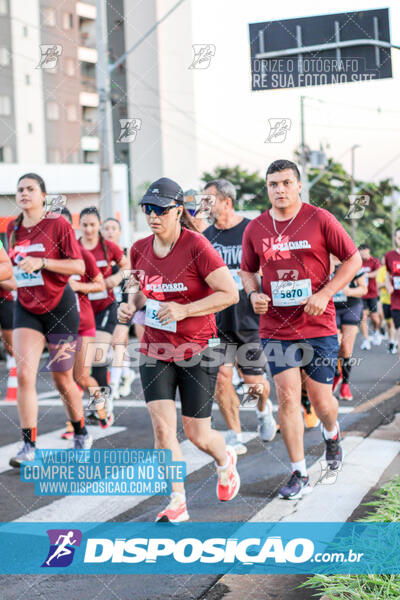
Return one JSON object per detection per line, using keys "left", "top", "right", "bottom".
{"left": 359, "top": 243, "right": 381, "bottom": 350}
{"left": 266, "top": 159, "right": 301, "bottom": 182}
{"left": 203, "top": 179, "right": 276, "bottom": 455}
{"left": 241, "top": 159, "right": 361, "bottom": 499}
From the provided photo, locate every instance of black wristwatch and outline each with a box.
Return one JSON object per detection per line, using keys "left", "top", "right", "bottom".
{"left": 247, "top": 290, "right": 257, "bottom": 301}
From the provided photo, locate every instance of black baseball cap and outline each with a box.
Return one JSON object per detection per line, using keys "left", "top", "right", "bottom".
{"left": 140, "top": 178, "right": 184, "bottom": 208}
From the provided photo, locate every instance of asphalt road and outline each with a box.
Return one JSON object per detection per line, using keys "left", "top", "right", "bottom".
{"left": 0, "top": 333, "right": 399, "bottom": 600}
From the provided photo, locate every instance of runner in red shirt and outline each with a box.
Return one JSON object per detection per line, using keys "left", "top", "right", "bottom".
{"left": 359, "top": 244, "right": 381, "bottom": 350}
{"left": 102, "top": 217, "right": 136, "bottom": 400}
{"left": 118, "top": 177, "right": 240, "bottom": 522}
{"left": 79, "top": 207, "right": 128, "bottom": 425}
{"left": 6, "top": 173, "right": 91, "bottom": 468}
{"left": 385, "top": 228, "right": 400, "bottom": 368}
{"left": 240, "top": 159, "right": 361, "bottom": 500}
{"left": 59, "top": 208, "right": 106, "bottom": 438}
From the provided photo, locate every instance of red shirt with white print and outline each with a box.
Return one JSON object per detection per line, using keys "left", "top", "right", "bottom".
{"left": 74, "top": 247, "right": 100, "bottom": 333}
{"left": 7, "top": 216, "right": 82, "bottom": 314}
{"left": 241, "top": 203, "right": 358, "bottom": 340}
{"left": 361, "top": 256, "right": 380, "bottom": 299}
{"left": 385, "top": 250, "right": 400, "bottom": 310}
{"left": 130, "top": 228, "right": 225, "bottom": 361}
{"left": 79, "top": 237, "right": 123, "bottom": 314}
{"left": 0, "top": 287, "right": 14, "bottom": 302}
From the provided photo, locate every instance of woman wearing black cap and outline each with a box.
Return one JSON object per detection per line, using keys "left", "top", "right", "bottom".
{"left": 118, "top": 177, "right": 241, "bottom": 522}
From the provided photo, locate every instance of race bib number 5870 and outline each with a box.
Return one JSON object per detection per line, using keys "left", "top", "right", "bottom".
{"left": 271, "top": 278, "right": 312, "bottom": 307}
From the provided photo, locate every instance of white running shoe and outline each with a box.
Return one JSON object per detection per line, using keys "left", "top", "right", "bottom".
{"left": 372, "top": 331, "right": 382, "bottom": 346}
{"left": 256, "top": 399, "right": 277, "bottom": 442}
{"left": 360, "top": 338, "right": 371, "bottom": 350}
{"left": 9, "top": 442, "right": 36, "bottom": 469}
{"left": 225, "top": 430, "right": 247, "bottom": 455}
{"left": 119, "top": 370, "right": 137, "bottom": 397}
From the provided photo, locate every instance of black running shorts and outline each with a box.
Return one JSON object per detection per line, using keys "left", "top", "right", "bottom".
{"left": 14, "top": 285, "right": 79, "bottom": 339}
{"left": 139, "top": 347, "right": 217, "bottom": 418}
{"left": 95, "top": 301, "right": 118, "bottom": 334}
{"left": 218, "top": 329, "right": 266, "bottom": 376}
{"left": 0, "top": 299, "right": 14, "bottom": 330}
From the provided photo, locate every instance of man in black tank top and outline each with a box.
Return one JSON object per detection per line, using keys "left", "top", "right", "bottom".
{"left": 203, "top": 179, "right": 277, "bottom": 454}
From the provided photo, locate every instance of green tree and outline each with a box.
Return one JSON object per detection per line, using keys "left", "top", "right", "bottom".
{"left": 201, "top": 162, "right": 400, "bottom": 256}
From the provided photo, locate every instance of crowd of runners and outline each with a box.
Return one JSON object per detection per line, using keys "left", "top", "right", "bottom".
{"left": 1, "top": 159, "right": 398, "bottom": 522}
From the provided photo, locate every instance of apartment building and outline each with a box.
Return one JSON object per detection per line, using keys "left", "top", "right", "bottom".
{"left": 0, "top": 0, "right": 198, "bottom": 219}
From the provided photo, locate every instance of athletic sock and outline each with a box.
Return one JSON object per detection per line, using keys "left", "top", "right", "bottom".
{"left": 110, "top": 366, "right": 122, "bottom": 387}
{"left": 170, "top": 491, "right": 186, "bottom": 502}
{"left": 22, "top": 427, "right": 37, "bottom": 447}
{"left": 216, "top": 455, "right": 230, "bottom": 470}
{"left": 122, "top": 365, "right": 131, "bottom": 377}
{"left": 342, "top": 357, "right": 352, "bottom": 384}
{"left": 91, "top": 365, "right": 108, "bottom": 387}
{"left": 71, "top": 418, "right": 87, "bottom": 436}
{"left": 323, "top": 425, "right": 338, "bottom": 440}
{"left": 291, "top": 459, "right": 307, "bottom": 477}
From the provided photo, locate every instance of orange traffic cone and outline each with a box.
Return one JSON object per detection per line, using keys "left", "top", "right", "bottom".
{"left": 5, "top": 356, "right": 17, "bottom": 402}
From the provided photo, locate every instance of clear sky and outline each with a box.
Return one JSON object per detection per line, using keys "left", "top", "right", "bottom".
{"left": 188, "top": 0, "right": 400, "bottom": 186}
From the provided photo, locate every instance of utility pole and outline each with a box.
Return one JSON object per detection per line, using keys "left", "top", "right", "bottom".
{"left": 300, "top": 96, "right": 309, "bottom": 203}
{"left": 350, "top": 144, "right": 360, "bottom": 241}
{"left": 96, "top": 0, "right": 114, "bottom": 218}
{"left": 95, "top": 0, "right": 187, "bottom": 220}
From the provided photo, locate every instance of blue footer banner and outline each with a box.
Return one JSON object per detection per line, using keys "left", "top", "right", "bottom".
{"left": 1, "top": 522, "right": 399, "bottom": 574}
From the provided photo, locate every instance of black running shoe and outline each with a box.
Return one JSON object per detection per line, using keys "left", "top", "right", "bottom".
{"left": 322, "top": 422, "right": 343, "bottom": 470}
{"left": 278, "top": 470, "right": 312, "bottom": 500}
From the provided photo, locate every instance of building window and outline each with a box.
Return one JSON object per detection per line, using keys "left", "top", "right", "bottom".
{"left": 28, "top": 123, "right": 33, "bottom": 134}
{"left": 63, "top": 13, "right": 73, "bottom": 29}
{"left": 0, "top": 0, "right": 7, "bottom": 16}
{"left": 42, "top": 7, "right": 56, "bottom": 27}
{"left": 23, "top": 26, "right": 28, "bottom": 37}
{"left": 25, "top": 74, "right": 30, "bottom": 85}
{"left": 48, "top": 148, "right": 62, "bottom": 163}
{"left": 0, "top": 48, "right": 10, "bottom": 66}
{"left": 66, "top": 104, "right": 78, "bottom": 122}
{"left": 46, "top": 101, "right": 60, "bottom": 120}
{"left": 0, "top": 96, "right": 11, "bottom": 116}
{"left": 65, "top": 58, "right": 75, "bottom": 76}
{"left": 0, "top": 145, "right": 12, "bottom": 162}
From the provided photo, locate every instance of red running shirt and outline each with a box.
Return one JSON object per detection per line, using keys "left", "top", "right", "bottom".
{"left": 241, "top": 203, "right": 358, "bottom": 340}
{"left": 7, "top": 216, "right": 82, "bottom": 314}
{"left": 130, "top": 228, "right": 225, "bottom": 361}
{"left": 385, "top": 250, "right": 400, "bottom": 310}
{"left": 361, "top": 256, "right": 380, "bottom": 299}
{"left": 79, "top": 238, "right": 123, "bottom": 314}
{"left": 75, "top": 247, "right": 100, "bottom": 333}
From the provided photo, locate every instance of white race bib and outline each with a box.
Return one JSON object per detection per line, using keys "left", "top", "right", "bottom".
{"left": 393, "top": 276, "right": 400, "bottom": 290}
{"left": 271, "top": 278, "right": 312, "bottom": 307}
{"left": 114, "top": 285, "right": 123, "bottom": 303}
{"left": 13, "top": 266, "right": 44, "bottom": 288}
{"left": 145, "top": 299, "right": 177, "bottom": 333}
{"left": 88, "top": 289, "right": 108, "bottom": 301}
{"left": 229, "top": 268, "right": 243, "bottom": 291}
{"left": 333, "top": 290, "right": 347, "bottom": 303}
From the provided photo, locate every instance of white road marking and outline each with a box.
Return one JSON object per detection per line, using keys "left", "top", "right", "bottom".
{"left": 0, "top": 426, "right": 126, "bottom": 475}
{"left": 251, "top": 436, "right": 400, "bottom": 522}
{"left": 13, "top": 430, "right": 258, "bottom": 523}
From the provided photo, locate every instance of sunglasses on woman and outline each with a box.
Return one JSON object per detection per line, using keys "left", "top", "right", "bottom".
{"left": 142, "top": 203, "right": 178, "bottom": 216}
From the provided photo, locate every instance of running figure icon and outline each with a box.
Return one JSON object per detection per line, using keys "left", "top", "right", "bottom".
{"left": 45, "top": 531, "right": 77, "bottom": 566}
